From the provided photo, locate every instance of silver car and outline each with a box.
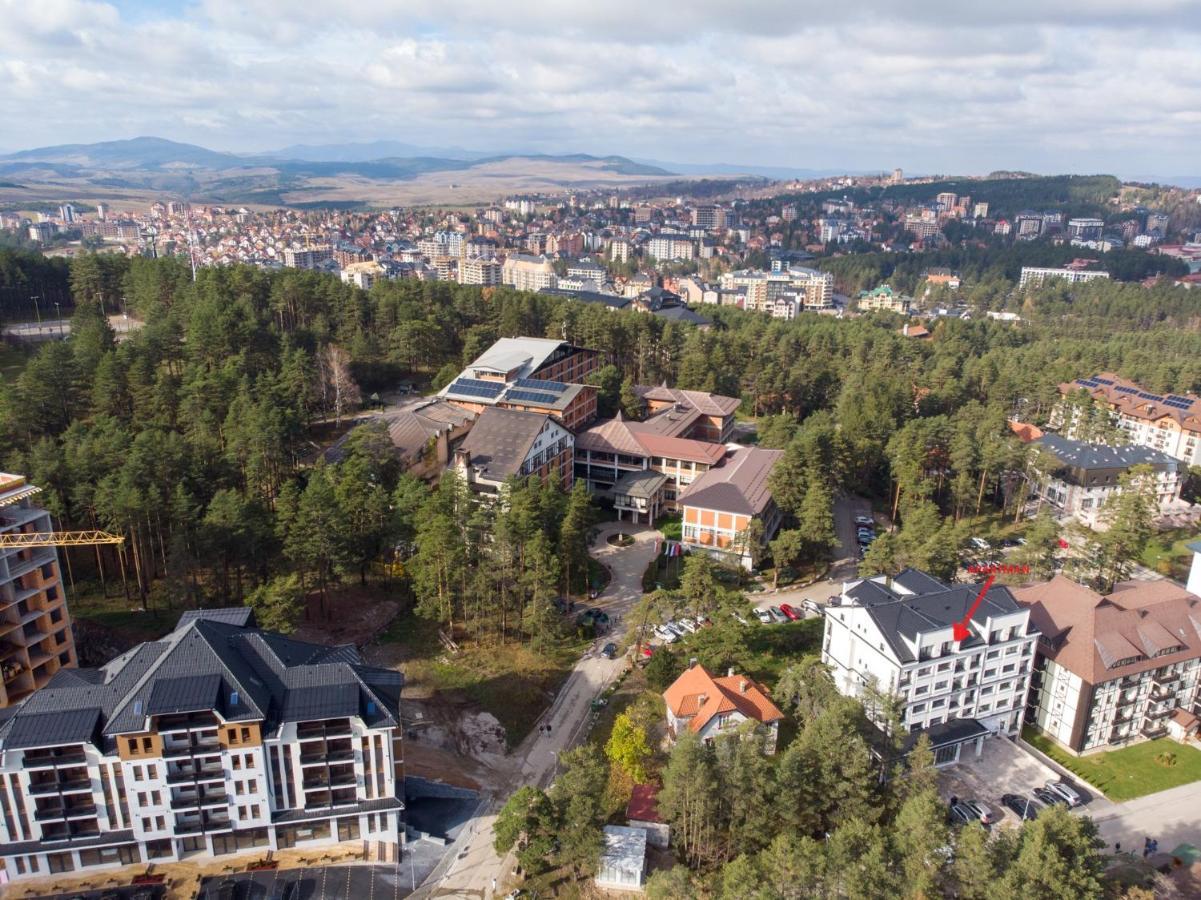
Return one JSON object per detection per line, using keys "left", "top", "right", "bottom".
{"left": 1045, "top": 780, "right": 1083, "bottom": 807}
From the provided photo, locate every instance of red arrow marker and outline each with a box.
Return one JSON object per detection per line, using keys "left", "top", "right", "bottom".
{"left": 952, "top": 574, "right": 995, "bottom": 642}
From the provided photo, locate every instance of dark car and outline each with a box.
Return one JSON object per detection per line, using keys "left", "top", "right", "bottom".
{"left": 1032, "top": 786, "right": 1069, "bottom": 808}
{"left": 602, "top": 642, "right": 618, "bottom": 659}
{"left": 1001, "top": 793, "right": 1040, "bottom": 821}
{"left": 949, "top": 802, "right": 979, "bottom": 826}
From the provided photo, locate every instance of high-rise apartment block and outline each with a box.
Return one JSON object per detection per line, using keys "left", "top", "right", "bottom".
{"left": 1, "top": 474, "right": 77, "bottom": 709}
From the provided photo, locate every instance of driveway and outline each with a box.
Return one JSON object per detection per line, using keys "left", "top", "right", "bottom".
{"left": 938, "top": 736, "right": 1062, "bottom": 825}
{"left": 416, "top": 522, "right": 659, "bottom": 899}
{"left": 1088, "top": 778, "right": 1201, "bottom": 851}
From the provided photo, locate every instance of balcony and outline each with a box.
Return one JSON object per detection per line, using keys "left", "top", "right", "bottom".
{"left": 175, "top": 813, "right": 232, "bottom": 835}
{"left": 39, "top": 821, "right": 101, "bottom": 842}
{"left": 296, "top": 720, "right": 352, "bottom": 741}
{"left": 35, "top": 802, "right": 97, "bottom": 821}
{"left": 299, "top": 747, "right": 354, "bottom": 766}
{"left": 163, "top": 738, "right": 222, "bottom": 759}
{"left": 166, "top": 763, "right": 225, "bottom": 784}
{"left": 28, "top": 775, "right": 91, "bottom": 795}
{"left": 23, "top": 748, "right": 88, "bottom": 769}
{"left": 172, "top": 789, "right": 228, "bottom": 810}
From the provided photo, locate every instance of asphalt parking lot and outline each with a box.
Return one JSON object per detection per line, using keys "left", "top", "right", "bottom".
{"left": 938, "top": 735, "right": 1088, "bottom": 825}
{"left": 197, "top": 864, "right": 412, "bottom": 900}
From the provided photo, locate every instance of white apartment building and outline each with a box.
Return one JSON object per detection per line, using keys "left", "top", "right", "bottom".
{"left": 822, "top": 569, "right": 1039, "bottom": 765}
{"left": 719, "top": 267, "right": 833, "bottom": 314}
{"left": 1057, "top": 374, "right": 1201, "bottom": 466}
{"left": 646, "top": 235, "right": 695, "bottom": 261}
{"left": 501, "top": 253, "right": 557, "bottom": 292}
{"left": 458, "top": 257, "right": 502, "bottom": 287}
{"left": 1017, "top": 561, "right": 1201, "bottom": 753}
{"left": 1019, "top": 266, "right": 1110, "bottom": 288}
{"left": 0, "top": 609, "right": 404, "bottom": 882}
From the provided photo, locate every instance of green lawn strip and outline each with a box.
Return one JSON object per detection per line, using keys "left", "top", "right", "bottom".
{"left": 1140, "top": 527, "right": 1196, "bottom": 581}
{"left": 1023, "top": 726, "right": 1201, "bottom": 801}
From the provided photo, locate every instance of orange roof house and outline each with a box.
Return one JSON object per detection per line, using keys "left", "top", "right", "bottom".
{"left": 663, "top": 663, "right": 784, "bottom": 754}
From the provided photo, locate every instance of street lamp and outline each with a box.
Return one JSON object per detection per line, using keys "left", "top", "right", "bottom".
{"left": 54, "top": 302, "right": 61, "bottom": 338}
{"left": 30, "top": 294, "right": 41, "bottom": 327}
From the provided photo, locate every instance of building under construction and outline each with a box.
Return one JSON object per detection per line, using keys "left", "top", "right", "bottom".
{"left": 0, "top": 473, "right": 77, "bottom": 706}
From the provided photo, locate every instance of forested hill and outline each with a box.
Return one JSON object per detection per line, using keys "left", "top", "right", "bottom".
{"left": 3, "top": 252, "right": 1201, "bottom": 615}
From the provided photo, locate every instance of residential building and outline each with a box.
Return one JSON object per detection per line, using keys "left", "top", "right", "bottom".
{"left": 501, "top": 253, "right": 557, "bottom": 292}
{"left": 691, "top": 205, "right": 726, "bottom": 230}
{"left": 1016, "top": 567, "right": 1201, "bottom": 752}
{"left": 565, "top": 259, "right": 607, "bottom": 289}
{"left": 1067, "top": 218, "right": 1105, "bottom": 241}
{"left": 922, "top": 268, "right": 961, "bottom": 291}
{"left": 972, "top": 202, "right": 989, "bottom": 219}
{"left": 457, "top": 257, "right": 502, "bottom": 287}
{"left": 27, "top": 222, "right": 56, "bottom": 243}
{"left": 1056, "top": 373, "right": 1201, "bottom": 465}
{"left": 323, "top": 398, "right": 476, "bottom": 479}
{"left": 822, "top": 569, "right": 1039, "bottom": 765}
{"left": 573, "top": 413, "right": 728, "bottom": 520}
{"left": 679, "top": 447, "right": 784, "bottom": 570}
{"left": 0, "top": 608, "right": 403, "bottom": 882}
{"left": 1019, "top": 266, "right": 1110, "bottom": 288}
{"left": 857, "top": 284, "right": 912, "bottom": 314}
{"left": 340, "top": 261, "right": 383, "bottom": 290}
{"left": 608, "top": 239, "right": 631, "bottom": 263}
{"left": 646, "top": 235, "right": 695, "bottom": 261}
{"left": 453, "top": 407, "right": 574, "bottom": 493}
{"left": 58, "top": 205, "right": 77, "bottom": 225}
{"left": 1030, "top": 434, "right": 1182, "bottom": 527}
{"left": 663, "top": 662, "right": 784, "bottom": 753}
{"left": 634, "top": 385, "right": 740, "bottom": 443}
{"left": 0, "top": 474, "right": 78, "bottom": 708}
{"left": 283, "top": 246, "right": 332, "bottom": 270}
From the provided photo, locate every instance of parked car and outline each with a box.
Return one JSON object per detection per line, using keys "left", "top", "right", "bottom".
{"left": 1045, "top": 780, "right": 1084, "bottom": 807}
{"left": 801, "top": 599, "right": 822, "bottom": 615}
{"left": 968, "top": 536, "right": 991, "bottom": 551}
{"left": 949, "top": 802, "right": 980, "bottom": 826}
{"left": 769, "top": 606, "right": 786, "bottom": 622}
{"left": 1032, "top": 786, "right": 1069, "bottom": 808}
{"left": 601, "top": 642, "right": 618, "bottom": 659}
{"left": 857, "top": 533, "right": 875, "bottom": 545}
{"left": 640, "top": 645, "right": 654, "bottom": 658}
{"left": 856, "top": 527, "right": 874, "bottom": 538}
{"left": 677, "top": 617, "right": 698, "bottom": 634}
{"left": 854, "top": 515, "right": 875, "bottom": 527}
{"left": 655, "top": 625, "right": 679, "bottom": 643}
{"left": 755, "top": 608, "right": 774, "bottom": 625}
{"left": 960, "top": 799, "right": 995, "bottom": 826}
{"left": 1001, "top": 793, "right": 1040, "bottom": 821}
{"left": 731, "top": 610, "right": 750, "bottom": 627}
{"left": 778, "top": 604, "right": 800, "bottom": 621}
{"left": 665, "top": 622, "right": 687, "bottom": 639}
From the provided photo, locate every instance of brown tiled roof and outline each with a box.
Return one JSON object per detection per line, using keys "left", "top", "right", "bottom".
{"left": 575, "top": 413, "right": 645, "bottom": 456}
{"left": 1060, "top": 372, "right": 1201, "bottom": 432}
{"left": 459, "top": 407, "right": 556, "bottom": 481}
{"left": 636, "top": 384, "right": 740, "bottom": 417}
{"left": 1013, "top": 575, "right": 1201, "bottom": 684}
{"left": 679, "top": 447, "right": 783, "bottom": 516}
{"left": 663, "top": 664, "right": 784, "bottom": 733}
{"left": 575, "top": 416, "right": 728, "bottom": 465}
{"left": 635, "top": 404, "right": 703, "bottom": 438}
{"left": 1009, "top": 420, "right": 1045, "bottom": 442}
{"left": 632, "top": 432, "right": 727, "bottom": 466}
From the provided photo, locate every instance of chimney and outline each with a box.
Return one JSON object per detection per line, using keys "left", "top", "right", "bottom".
{"left": 740, "top": 680, "right": 748, "bottom": 694}
{"left": 454, "top": 448, "right": 473, "bottom": 483}
{"left": 688, "top": 657, "right": 698, "bottom": 669}
{"left": 727, "top": 667, "right": 736, "bottom": 677}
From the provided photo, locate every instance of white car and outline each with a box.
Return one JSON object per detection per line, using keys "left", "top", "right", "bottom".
{"left": 677, "top": 617, "right": 698, "bottom": 634}
{"left": 968, "top": 536, "right": 991, "bottom": 551}
{"left": 1045, "top": 780, "right": 1083, "bottom": 807}
{"left": 854, "top": 515, "right": 874, "bottom": 527}
{"left": 755, "top": 608, "right": 773, "bottom": 625}
{"left": 801, "top": 599, "right": 822, "bottom": 616}
{"left": 655, "top": 625, "right": 679, "bottom": 643}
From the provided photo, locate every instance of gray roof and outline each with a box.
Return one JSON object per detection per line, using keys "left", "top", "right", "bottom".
{"left": 459, "top": 407, "right": 557, "bottom": 482}
{"left": 612, "top": 469, "right": 667, "bottom": 500}
{"left": 847, "top": 570, "right": 1029, "bottom": 663}
{"left": 1036, "top": 434, "right": 1177, "bottom": 473}
{"left": 654, "top": 306, "right": 712, "bottom": 326}
{"left": 0, "top": 609, "right": 402, "bottom": 752}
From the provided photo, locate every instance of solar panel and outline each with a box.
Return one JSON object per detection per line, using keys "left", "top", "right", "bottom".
{"left": 449, "top": 377, "right": 505, "bottom": 399}
{"left": 506, "top": 389, "right": 560, "bottom": 405}
{"left": 515, "top": 377, "right": 567, "bottom": 392}
{"left": 1167, "top": 395, "right": 1192, "bottom": 404}
{"left": 1094, "top": 377, "right": 1114, "bottom": 385}
{"left": 1076, "top": 379, "right": 1099, "bottom": 388}
{"left": 1138, "top": 392, "right": 1163, "bottom": 401}
{"left": 1114, "top": 386, "right": 1138, "bottom": 394}
{"left": 1165, "top": 398, "right": 1191, "bottom": 409}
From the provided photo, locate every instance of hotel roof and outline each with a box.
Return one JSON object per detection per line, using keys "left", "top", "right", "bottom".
{"left": 679, "top": 446, "right": 783, "bottom": 517}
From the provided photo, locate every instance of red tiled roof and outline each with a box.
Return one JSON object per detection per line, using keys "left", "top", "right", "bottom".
{"left": 1009, "top": 420, "right": 1045, "bottom": 442}
{"left": 663, "top": 664, "right": 784, "bottom": 733}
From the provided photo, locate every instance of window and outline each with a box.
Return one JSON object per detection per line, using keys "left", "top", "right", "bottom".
{"left": 240, "top": 727, "right": 251, "bottom": 742}
{"left": 931, "top": 699, "right": 945, "bottom": 708}
{"left": 236, "top": 782, "right": 245, "bottom": 796}
{"left": 913, "top": 685, "right": 928, "bottom": 696}
{"left": 151, "top": 791, "right": 160, "bottom": 805}
{"left": 142, "top": 817, "right": 152, "bottom": 831}
{"left": 251, "top": 804, "right": 260, "bottom": 819}
{"left": 155, "top": 816, "right": 165, "bottom": 830}
{"left": 232, "top": 756, "right": 242, "bottom": 771}
{"left": 248, "top": 779, "right": 257, "bottom": 794}
{"left": 142, "top": 737, "right": 152, "bottom": 752}
{"left": 138, "top": 792, "right": 147, "bottom": 806}
{"left": 127, "top": 739, "right": 138, "bottom": 754}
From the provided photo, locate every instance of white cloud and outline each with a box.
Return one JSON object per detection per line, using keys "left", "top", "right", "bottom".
{"left": 0, "top": 0, "right": 1197, "bottom": 173}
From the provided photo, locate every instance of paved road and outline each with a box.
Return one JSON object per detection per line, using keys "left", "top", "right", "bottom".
{"left": 417, "top": 523, "right": 660, "bottom": 899}
{"left": 751, "top": 494, "right": 869, "bottom": 614}
{"left": 1085, "top": 778, "right": 1201, "bottom": 851}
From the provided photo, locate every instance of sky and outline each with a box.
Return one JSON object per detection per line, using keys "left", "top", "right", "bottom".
{"left": 2, "top": 0, "right": 1200, "bottom": 175}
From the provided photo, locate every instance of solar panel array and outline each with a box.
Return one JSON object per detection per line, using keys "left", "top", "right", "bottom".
{"left": 448, "top": 377, "right": 505, "bottom": 399}
{"left": 1094, "top": 377, "right": 1115, "bottom": 385}
{"left": 1138, "top": 391, "right": 1163, "bottom": 401}
{"left": 515, "top": 377, "right": 567, "bottom": 392}
{"left": 1164, "top": 395, "right": 1193, "bottom": 409}
{"left": 506, "top": 389, "right": 561, "bottom": 405}
{"left": 1114, "top": 386, "right": 1139, "bottom": 395}
{"left": 1076, "top": 378, "right": 1101, "bottom": 388}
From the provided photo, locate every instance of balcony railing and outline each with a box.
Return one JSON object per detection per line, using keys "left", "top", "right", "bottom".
{"left": 35, "top": 802, "right": 97, "bottom": 821}
{"left": 23, "top": 748, "right": 88, "bottom": 769}
{"left": 162, "top": 739, "right": 222, "bottom": 759}
{"left": 296, "top": 720, "right": 353, "bottom": 741}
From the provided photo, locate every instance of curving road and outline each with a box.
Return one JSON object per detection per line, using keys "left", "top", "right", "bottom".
{"left": 416, "top": 523, "right": 659, "bottom": 899}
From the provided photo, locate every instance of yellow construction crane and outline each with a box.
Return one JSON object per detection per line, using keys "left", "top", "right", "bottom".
{"left": 0, "top": 530, "right": 125, "bottom": 549}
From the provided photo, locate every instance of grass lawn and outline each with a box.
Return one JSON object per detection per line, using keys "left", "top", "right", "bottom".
{"left": 656, "top": 513, "right": 682, "bottom": 542}
{"left": 1141, "top": 527, "right": 1196, "bottom": 582}
{"left": 1023, "top": 726, "right": 1201, "bottom": 801}
{"left": 380, "top": 607, "right": 589, "bottom": 748}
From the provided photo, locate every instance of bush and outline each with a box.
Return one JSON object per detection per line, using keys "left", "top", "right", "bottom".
{"left": 645, "top": 647, "right": 683, "bottom": 691}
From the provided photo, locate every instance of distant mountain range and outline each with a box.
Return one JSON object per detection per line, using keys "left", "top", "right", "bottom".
{"left": 0, "top": 136, "right": 699, "bottom": 207}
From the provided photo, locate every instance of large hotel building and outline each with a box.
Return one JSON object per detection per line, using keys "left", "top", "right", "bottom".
{"left": 1059, "top": 373, "right": 1201, "bottom": 466}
